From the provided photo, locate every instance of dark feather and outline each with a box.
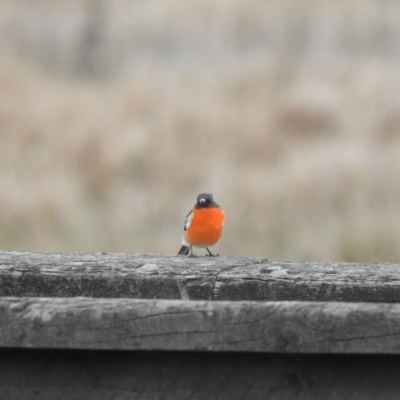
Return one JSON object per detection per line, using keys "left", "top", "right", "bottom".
{"left": 178, "top": 245, "right": 190, "bottom": 255}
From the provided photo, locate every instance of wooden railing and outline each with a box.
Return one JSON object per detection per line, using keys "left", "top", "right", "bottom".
{"left": 1, "top": 251, "right": 400, "bottom": 399}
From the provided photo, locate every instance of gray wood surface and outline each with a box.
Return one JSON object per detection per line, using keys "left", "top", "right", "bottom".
{"left": 2, "top": 349, "right": 400, "bottom": 400}
{"left": 0, "top": 251, "right": 400, "bottom": 301}
{"left": 1, "top": 297, "right": 400, "bottom": 353}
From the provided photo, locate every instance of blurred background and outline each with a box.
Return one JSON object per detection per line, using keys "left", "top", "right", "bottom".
{"left": 0, "top": 0, "right": 400, "bottom": 262}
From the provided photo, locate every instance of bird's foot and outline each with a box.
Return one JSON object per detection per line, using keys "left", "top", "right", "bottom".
{"left": 205, "top": 247, "right": 219, "bottom": 257}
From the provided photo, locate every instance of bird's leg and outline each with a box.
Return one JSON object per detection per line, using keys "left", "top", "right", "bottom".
{"left": 189, "top": 246, "right": 197, "bottom": 258}
{"left": 205, "top": 247, "right": 219, "bottom": 257}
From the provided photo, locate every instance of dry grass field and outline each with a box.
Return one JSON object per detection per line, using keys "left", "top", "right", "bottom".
{"left": 1, "top": 0, "right": 400, "bottom": 261}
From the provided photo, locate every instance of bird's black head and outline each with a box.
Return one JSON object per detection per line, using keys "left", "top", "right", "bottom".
{"left": 195, "top": 193, "right": 219, "bottom": 209}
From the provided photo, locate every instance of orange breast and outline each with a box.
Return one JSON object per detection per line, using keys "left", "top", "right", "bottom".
{"left": 186, "top": 207, "right": 225, "bottom": 247}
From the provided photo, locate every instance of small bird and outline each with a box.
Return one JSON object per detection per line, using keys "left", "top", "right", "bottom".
{"left": 178, "top": 193, "right": 226, "bottom": 257}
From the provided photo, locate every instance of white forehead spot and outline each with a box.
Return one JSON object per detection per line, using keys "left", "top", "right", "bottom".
{"left": 199, "top": 198, "right": 206, "bottom": 203}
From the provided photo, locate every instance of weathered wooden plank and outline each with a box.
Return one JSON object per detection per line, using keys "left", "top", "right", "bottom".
{"left": 2, "top": 349, "right": 400, "bottom": 400}
{"left": 1, "top": 297, "right": 400, "bottom": 354}
{"left": 0, "top": 251, "right": 400, "bottom": 301}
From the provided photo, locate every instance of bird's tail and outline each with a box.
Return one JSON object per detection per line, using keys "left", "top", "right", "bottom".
{"left": 178, "top": 245, "right": 190, "bottom": 255}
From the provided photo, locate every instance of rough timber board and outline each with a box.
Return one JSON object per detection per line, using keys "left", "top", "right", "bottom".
{"left": 2, "top": 297, "right": 400, "bottom": 354}
{"left": 2, "top": 349, "right": 400, "bottom": 400}
{"left": 1, "top": 251, "right": 400, "bottom": 301}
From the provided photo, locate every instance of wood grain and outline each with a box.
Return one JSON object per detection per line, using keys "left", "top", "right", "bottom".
{"left": 0, "top": 251, "right": 400, "bottom": 301}
{"left": 1, "top": 297, "right": 400, "bottom": 353}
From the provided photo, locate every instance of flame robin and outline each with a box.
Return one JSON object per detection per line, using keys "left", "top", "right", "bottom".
{"left": 178, "top": 193, "right": 226, "bottom": 257}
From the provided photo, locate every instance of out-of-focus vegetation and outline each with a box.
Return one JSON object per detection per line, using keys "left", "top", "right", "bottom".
{"left": 1, "top": 0, "right": 400, "bottom": 261}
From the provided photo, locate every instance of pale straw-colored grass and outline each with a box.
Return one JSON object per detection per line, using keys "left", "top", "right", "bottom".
{"left": 0, "top": 0, "right": 400, "bottom": 261}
